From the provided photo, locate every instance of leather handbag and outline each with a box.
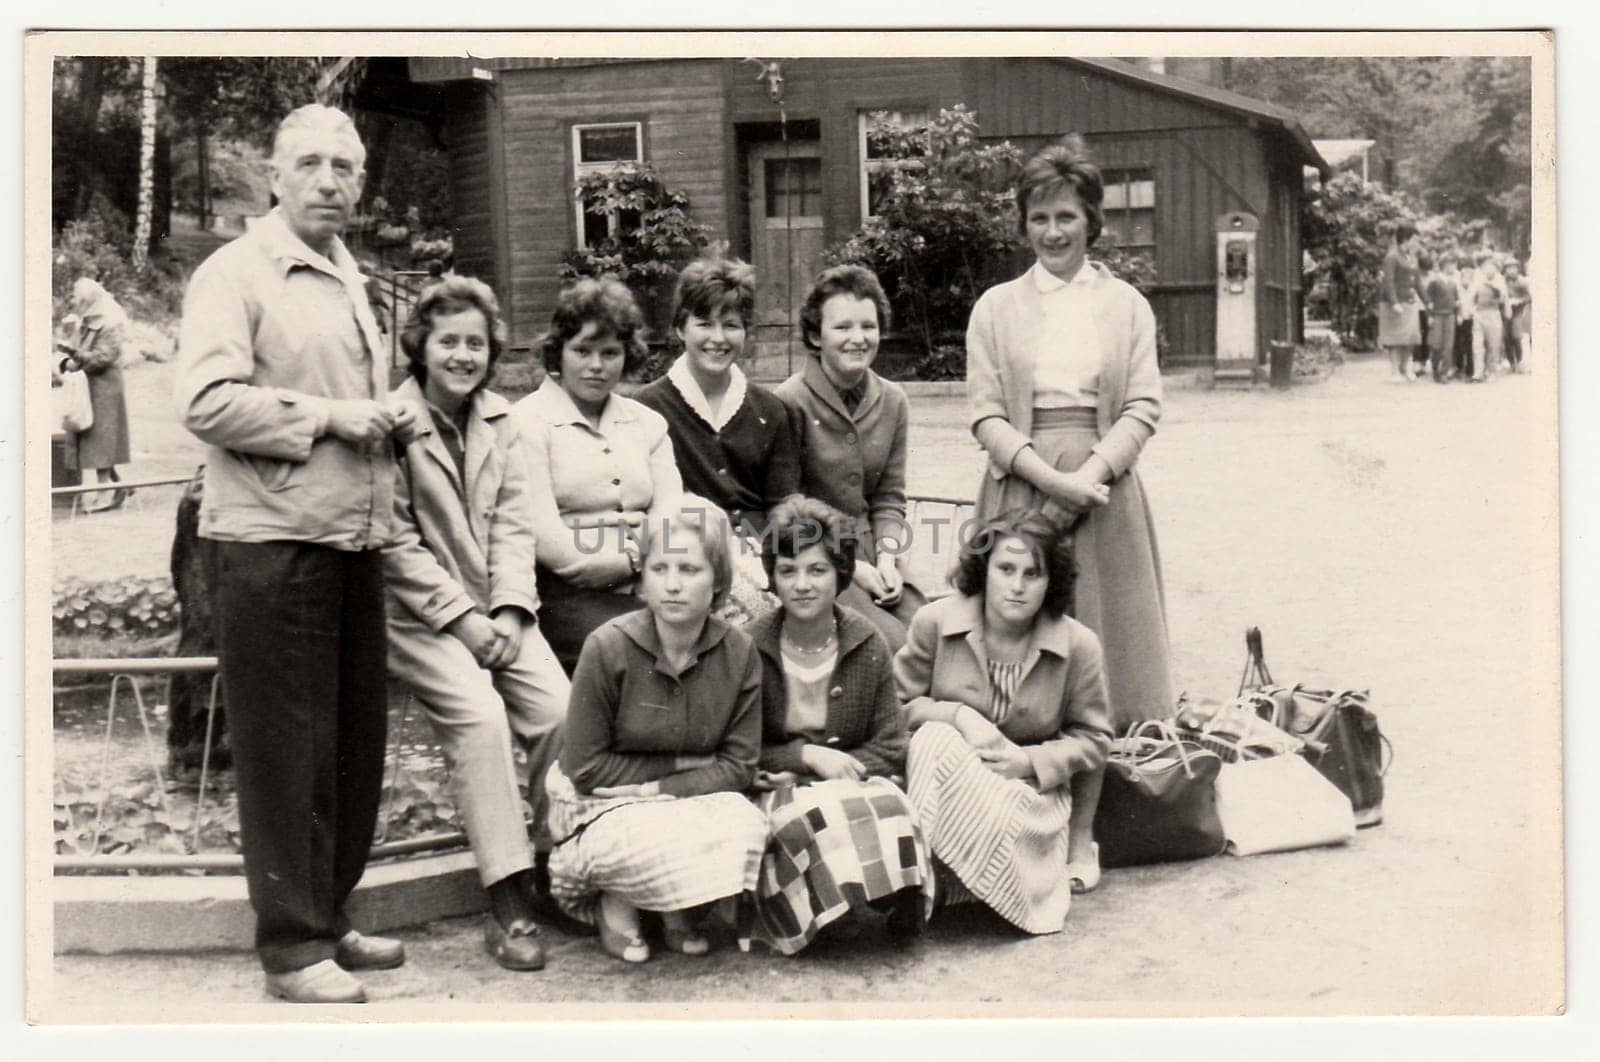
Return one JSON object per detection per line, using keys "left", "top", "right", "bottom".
{"left": 1238, "top": 627, "right": 1393, "bottom": 828}
{"left": 1096, "top": 720, "right": 1227, "bottom": 869}
{"left": 1253, "top": 685, "right": 1391, "bottom": 828}
{"left": 1213, "top": 749, "right": 1356, "bottom": 856}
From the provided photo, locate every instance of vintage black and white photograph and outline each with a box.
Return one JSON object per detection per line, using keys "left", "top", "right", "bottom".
{"left": 23, "top": 29, "right": 1561, "bottom": 1023}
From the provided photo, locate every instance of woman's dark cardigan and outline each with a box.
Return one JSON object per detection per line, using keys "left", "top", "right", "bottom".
{"left": 747, "top": 604, "right": 909, "bottom": 779}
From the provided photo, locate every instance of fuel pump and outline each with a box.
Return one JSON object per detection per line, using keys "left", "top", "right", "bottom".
{"left": 1214, "top": 212, "right": 1260, "bottom": 383}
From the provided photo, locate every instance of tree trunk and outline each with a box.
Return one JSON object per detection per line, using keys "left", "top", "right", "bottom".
{"left": 132, "top": 57, "right": 158, "bottom": 269}
{"left": 195, "top": 125, "right": 210, "bottom": 231}
{"left": 70, "top": 58, "right": 110, "bottom": 221}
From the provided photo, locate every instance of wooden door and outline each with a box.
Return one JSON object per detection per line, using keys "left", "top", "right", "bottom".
{"left": 748, "top": 140, "right": 825, "bottom": 329}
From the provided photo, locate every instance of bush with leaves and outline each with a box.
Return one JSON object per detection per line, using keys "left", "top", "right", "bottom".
{"left": 52, "top": 201, "right": 187, "bottom": 342}
{"left": 54, "top": 575, "right": 181, "bottom": 643}
{"left": 559, "top": 163, "right": 711, "bottom": 360}
{"left": 827, "top": 106, "right": 1023, "bottom": 358}
{"left": 830, "top": 106, "right": 1160, "bottom": 376}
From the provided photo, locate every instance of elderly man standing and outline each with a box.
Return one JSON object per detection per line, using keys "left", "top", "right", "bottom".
{"left": 175, "top": 104, "right": 416, "bottom": 1003}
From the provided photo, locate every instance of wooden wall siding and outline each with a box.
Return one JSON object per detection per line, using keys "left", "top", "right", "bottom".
{"left": 442, "top": 85, "right": 497, "bottom": 293}
{"left": 494, "top": 61, "right": 729, "bottom": 347}
{"left": 726, "top": 58, "right": 966, "bottom": 249}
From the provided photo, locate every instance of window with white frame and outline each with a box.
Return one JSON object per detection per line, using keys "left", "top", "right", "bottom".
{"left": 571, "top": 122, "right": 644, "bottom": 249}
{"left": 1099, "top": 167, "right": 1156, "bottom": 265}
{"left": 859, "top": 109, "right": 929, "bottom": 220}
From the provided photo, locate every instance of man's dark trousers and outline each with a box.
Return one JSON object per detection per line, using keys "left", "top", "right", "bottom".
{"left": 212, "top": 540, "right": 388, "bottom": 973}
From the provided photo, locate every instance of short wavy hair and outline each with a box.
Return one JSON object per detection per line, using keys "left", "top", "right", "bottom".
{"left": 799, "top": 264, "right": 892, "bottom": 353}
{"left": 1015, "top": 135, "right": 1104, "bottom": 246}
{"left": 638, "top": 495, "right": 735, "bottom": 612}
{"left": 399, "top": 275, "right": 508, "bottom": 394}
{"left": 761, "top": 495, "right": 857, "bottom": 597}
{"left": 535, "top": 277, "right": 650, "bottom": 376}
{"left": 952, "top": 508, "right": 1078, "bottom": 620}
{"left": 271, "top": 104, "right": 366, "bottom": 171}
{"left": 672, "top": 257, "right": 757, "bottom": 334}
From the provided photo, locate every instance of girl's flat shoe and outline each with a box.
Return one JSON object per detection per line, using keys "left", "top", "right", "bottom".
{"left": 660, "top": 919, "right": 710, "bottom": 956}
{"left": 1066, "top": 841, "right": 1102, "bottom": 894}
{"left": 597, "top": 908, "right": 650, "bottom": 965}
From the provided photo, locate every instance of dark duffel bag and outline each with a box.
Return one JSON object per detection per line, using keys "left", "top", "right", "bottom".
{"left": 1096, "top": 721, "right": 1228, "bottom": 868}
{"left": 1250, "top": 685, "right": 1392, "bottom": 828}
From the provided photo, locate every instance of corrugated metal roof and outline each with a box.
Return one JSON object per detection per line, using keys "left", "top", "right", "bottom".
{"left": 407, "top": 56, "right": 655, "bottom": 82}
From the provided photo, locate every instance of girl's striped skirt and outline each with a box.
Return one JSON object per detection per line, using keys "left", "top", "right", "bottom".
{"left": 545, "top": 763, "right": 767, "bottom": 923}
{"left": 750, "top": 776, "right": 935, "bottom": 956}
{"left": 906, "top": 722, "right": 1074, "bottom": 934}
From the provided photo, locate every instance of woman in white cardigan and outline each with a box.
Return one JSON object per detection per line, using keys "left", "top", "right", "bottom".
{"left": 964, "top": 137, "right": 1175, "bottom": 893}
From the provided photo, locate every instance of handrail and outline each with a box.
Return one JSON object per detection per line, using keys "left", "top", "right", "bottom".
{"left": 52, "top": 474, "right": 195, "bottom": 498}
{"left": 54, "top": 656, "right": 218, "bottom": 675}
{"left": 54, "top": 829, "right": 470, "bottom": 874}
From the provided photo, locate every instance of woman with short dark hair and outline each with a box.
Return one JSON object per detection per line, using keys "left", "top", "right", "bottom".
{"left": 744, "top": 496, "right": 932, "bottom": 953}
{"left": 777, "top": 264, "right": 925, "bottom": 650}
{"left": 635, "top": 257, "right": 801, "bottom": 535}
{"left": 1379, "top": 222, "right": 1424, "bottom": 379}
{"left": 894, "top": 509, "right": 1111, "bottom": 934}
{"left": 964, "top": 136, "right": 1174, "bottom": 893}
{"left": 511, "top": 277, "right": 682, "bottom": 673}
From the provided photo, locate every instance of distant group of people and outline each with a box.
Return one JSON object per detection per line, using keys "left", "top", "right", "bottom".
{"left": 1378, "top": 222, "right": 1533, "bottom": 383}
{"left": 173, "top": 104, "right": 1173, "bottom": 1003}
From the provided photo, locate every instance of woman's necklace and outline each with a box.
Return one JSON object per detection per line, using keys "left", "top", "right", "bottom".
{"left": 782, "top": 618, "right": 837, "bottom": 656}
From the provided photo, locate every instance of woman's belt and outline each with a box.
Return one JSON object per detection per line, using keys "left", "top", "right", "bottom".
{"left": 1030, "top": 406, "right": 1099, "bottom": 429}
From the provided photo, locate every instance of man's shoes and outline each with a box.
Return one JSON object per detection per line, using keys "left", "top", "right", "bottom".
{"left": 484, "top": 914, "right": 547, "bottom": 971}
{"left": 264, "top": 959, "right": 367, "bottom": 1003}
{"left": 334, "top": 929, "right": 406, "bottom": 971}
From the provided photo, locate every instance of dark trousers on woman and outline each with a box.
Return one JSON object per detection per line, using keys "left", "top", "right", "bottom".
{"left": 211, "top": 540, "right": 389, "bottom": 973}
{"left": 1454, "top": 317, "right": 1474, "bottom": 379}
{"left": 535, "top": 566, "right": 645, "bottom": 674}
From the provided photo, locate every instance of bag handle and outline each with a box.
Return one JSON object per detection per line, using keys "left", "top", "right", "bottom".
{"left": 1122, "top": 718, "right": 1201, "bottom": 777}
{"left": 1237, "top": 626, "right": 1274, "bottom": 694}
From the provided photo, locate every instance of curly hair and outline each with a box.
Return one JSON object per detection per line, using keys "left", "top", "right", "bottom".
{"left": 1015, "top": 135, "right": 1104, "bottom": 246}
{"left": 672, "top": 257, "right": 757, "bottom": 334}
{"left": 799, "top": 264, "right": 892, "bottom": 353}
{"left": 761, "top": 495, "right": 857, "bottom": 597}
{"left": 638, "top": 495, "right": 736, "bottom": 612}
{"left": 952, "top": 508, "right": 1078, "bottom": 620}
{"left": 398, "top": 274, "right": 507, "bottom": 393}
{"left": 535, "top": 277, "right": 650, "bottom": 376}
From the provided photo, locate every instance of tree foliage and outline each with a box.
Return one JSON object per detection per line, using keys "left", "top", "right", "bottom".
{"left": 559, "top": 162, "right": 711, "bottom": 346}
{"left": 826, "top": 106, "right": 1023, "bottom": 356}
{"left": 1225, "top": 56, "right": 1532, "bottom": 256}
{"left": 828, "top": 106, "right": 1158, "bottom": 371}
{"left": 1302, "top": 172, "right": 1487, "bottom": 350}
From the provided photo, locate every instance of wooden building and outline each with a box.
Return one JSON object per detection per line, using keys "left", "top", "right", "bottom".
{"left": 406, "top": 56, "right": 1328, "bottom": 373}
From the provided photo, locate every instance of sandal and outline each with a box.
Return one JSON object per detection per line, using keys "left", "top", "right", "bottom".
{"left": 1066, "top": 841, "right": 1102, "bottom": 895}
{"left": 597, "top": 900, "right": 650, "bottom": 965}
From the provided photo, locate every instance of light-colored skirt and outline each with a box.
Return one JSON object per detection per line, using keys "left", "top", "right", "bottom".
{"left": 906, "top": 722, "right": 1074, "bottom": 934}
{"left": 750, "top": 777, "right": 935, "bottom": 955}
{"left": 545, "top": 763, "right": 767, "bottom": 922}
{"left": 1377, "top": 301, "right": 1422, "bottom": 348}
{"left": 975, "top": 408, "right": 1174, "bottom": 728}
